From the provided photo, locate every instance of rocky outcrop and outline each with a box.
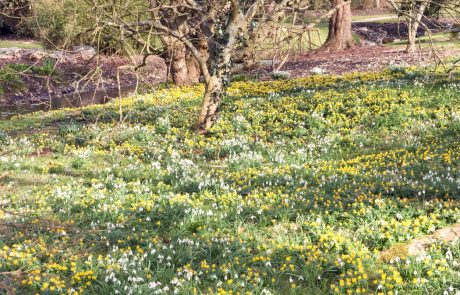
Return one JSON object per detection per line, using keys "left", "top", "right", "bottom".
{"left": 0, "top": 46, "right": 97, "bottom": 63}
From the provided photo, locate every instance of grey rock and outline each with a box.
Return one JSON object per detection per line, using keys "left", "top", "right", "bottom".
{"left": 72, "top": 45, "right": 96, "bottom": 58}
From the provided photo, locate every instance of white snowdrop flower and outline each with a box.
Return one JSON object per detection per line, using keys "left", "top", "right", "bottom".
{"left": 446, "top": 250, "right": 453, "bottom": 261}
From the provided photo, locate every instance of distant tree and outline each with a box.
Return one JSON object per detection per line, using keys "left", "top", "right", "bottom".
{"left": 389, "top": 0, "right": 428, "bottom": 52}
{"left": 386, "top": 0, "right": 460, "bottom": 53}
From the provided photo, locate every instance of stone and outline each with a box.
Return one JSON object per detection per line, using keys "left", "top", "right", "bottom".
{"left": 72, "top": 45, "right": 96, "bottom": 58}
{"left": 49, "top": 51, "right": 70, "bottom": 63}
{"left": 26, "top": 50, "right": 48, "bottom": 61}
{"left": 380, "top": 223, "right": 460, "bottom": 261}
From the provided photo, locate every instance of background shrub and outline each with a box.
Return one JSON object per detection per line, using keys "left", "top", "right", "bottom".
{"left": 0, "top": 0, "right": 32, "bottom": 36}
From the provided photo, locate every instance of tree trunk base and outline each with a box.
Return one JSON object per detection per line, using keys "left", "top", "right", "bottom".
{"left": 321, "top": 0, "right": 355, "bottom": 52}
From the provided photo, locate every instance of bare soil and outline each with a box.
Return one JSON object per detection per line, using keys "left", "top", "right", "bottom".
{"left": 251, "top": 46, "right": 459, "bottom": 79}
{"left": 353, "top": 20, "right": 452, "bottom": 42}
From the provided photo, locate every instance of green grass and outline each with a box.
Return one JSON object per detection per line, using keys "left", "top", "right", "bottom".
{"left": 352, "top": 14, "right": 398, "bottom": 23}
{"left": 385, "top": 32, "right": 460, "bottom": 49}
{"left": 0, "top": 40, "right": 43, "bottom": 49}
{"left": 1, "top": 69, "right": 460, "bottom": 294}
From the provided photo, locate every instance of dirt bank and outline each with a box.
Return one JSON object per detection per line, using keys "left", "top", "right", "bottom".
{"left": 0, "top": 48, "right": 167, "bottom": 104}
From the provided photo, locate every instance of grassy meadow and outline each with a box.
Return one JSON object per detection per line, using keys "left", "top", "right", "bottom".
{"left": 0, "top": 68, "right": 459, "bottom": 294}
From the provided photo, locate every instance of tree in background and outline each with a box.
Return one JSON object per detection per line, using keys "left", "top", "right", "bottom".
{"left": 386, "top": 0, "right": 460, "bottom": 53}
{"left": 322, "top": 0, "right": 355, "bottom": 51}
{"left": 388, "top": 0, "right": 428, "bottom": 52}
{"left": 0, "top": 0, "right": 31, "bottom": 35}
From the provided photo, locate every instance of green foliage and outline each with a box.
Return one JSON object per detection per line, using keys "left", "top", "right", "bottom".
{"left": 27, "top": 0, "right": 157, "bottom": 52}
{"left": 27, "top": 0, "right": 90, "bottom": 49}
{"left": 34, "top": 58, "right": 56, "bottom": 75}
{"left": 231, "top": 73, "right": 257, "bottom": 82}
{"left": 0, "top": 64, "right": 28, "bottom": 92}
{"left": 270, "top": 70, "right": 291, "bottom": 80}
{"left": 0, "top": 60, "right": 59, "bottom": 95}
{"left": 0, "top": 0, "right": 31, "bottom": 35}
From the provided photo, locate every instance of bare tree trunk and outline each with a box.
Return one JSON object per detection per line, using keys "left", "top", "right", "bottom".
{"left": 196, "top": 11, "right": 242, "bottom": 132}
{"left": 186, "top": 52, "right": 201, "bottom": 83}
{"left": 197, "top": 76, "right": 225, "bottom": 131}
{"left": 160, "top": 16, "right": 205, "bottom": 86}
{"left": 375, "top": 0, "right": 381, "bottom": 9}
{"left": 406, "top": 22, "right": 418, "bottom": 52}
{"left": 406, "top": 1, "right": 427, "bottom": 53}
{"left": 322, "top": 0, "right": 355, "bottom": 51}
{"left": 196, "top": 45, "right": 230, "bottom": 131}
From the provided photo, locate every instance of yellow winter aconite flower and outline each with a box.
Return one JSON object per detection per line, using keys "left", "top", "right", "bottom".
{"left": 1, "top": 69, "right": 460, "bottom": 294}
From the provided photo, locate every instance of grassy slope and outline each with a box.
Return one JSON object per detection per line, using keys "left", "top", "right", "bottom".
{"left": 0, "top": 70, "right": 460, "bottom": 294}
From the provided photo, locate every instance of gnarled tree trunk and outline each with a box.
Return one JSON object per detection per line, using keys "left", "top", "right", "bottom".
{"left": 161, "top": 16, "right": 205, "bottom": 86}
{"left": 163, "top": 40, "right": 202, "bottom": 86}
{"left": 322, "top": 0, "right": 355, "bottom": 51}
